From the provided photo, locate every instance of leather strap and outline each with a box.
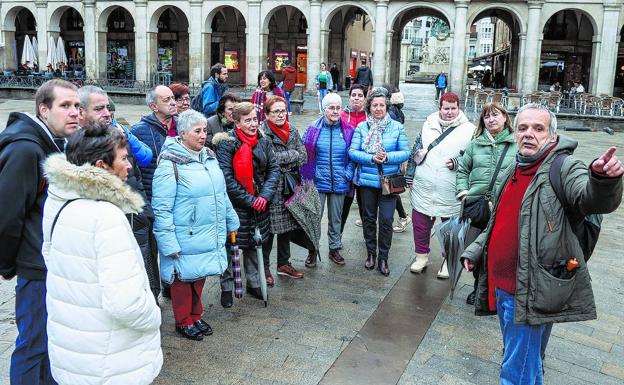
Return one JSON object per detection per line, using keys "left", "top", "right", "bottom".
{"left": 485, "top": 143, "right": 510, "bottom": 198}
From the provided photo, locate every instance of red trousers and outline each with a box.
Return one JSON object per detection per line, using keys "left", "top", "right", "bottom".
{"left": 170, "top": 278, "right": 205, "bottom": 327}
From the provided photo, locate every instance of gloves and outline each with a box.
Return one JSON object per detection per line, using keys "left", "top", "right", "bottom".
{"left": 252, "top": 197, "right": 268, "bottom": 213}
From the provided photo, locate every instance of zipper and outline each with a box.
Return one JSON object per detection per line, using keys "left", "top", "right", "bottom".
{"left": 329, "top": 126, "right": 334, "bottom": 191}
{"left": 207, "top": 163, "right": 220, "bottom": 247}
{"left": 189, "top": 205, "right": 196, "bottom": 235}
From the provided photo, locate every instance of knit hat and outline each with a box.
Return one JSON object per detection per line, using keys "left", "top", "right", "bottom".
{"left": 390, "top": 92, "right": 404, "bottom": 105}
{"left": 321, "top": 92, "right": 342, "bottom": 110}
{"left": 107, "top": 96, "right": 116, "bottom": 112}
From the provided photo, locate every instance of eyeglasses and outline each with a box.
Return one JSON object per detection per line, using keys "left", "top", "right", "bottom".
{"left": 270, "top": 109, "right": 287, "bottom": 116}
{"left": 325, "top": 106, "right": 342, "bottom": 111}
{"left": 176, "top": 96, "right": 191, "bottom": 103}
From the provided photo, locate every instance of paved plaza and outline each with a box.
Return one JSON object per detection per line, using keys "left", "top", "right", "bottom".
{"left": 0, "top": 84, "right": 623, "bottom": 384}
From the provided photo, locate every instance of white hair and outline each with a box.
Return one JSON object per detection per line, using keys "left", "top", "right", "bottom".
{"left": 177, "top": 110, "right": 207, "bottom": 135}
{"left": 514, "top": 103, "right": 557, "bottom": 136}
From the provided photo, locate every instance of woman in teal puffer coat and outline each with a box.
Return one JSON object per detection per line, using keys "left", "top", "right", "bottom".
{"left": 455, "top": 102, "right": 516, "bottom": 304}
{"left": 152, "top": 110, "right": 239, "bottom": 341}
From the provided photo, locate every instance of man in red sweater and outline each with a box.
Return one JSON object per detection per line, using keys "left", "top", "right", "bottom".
{"left": 462, "top": 103, "right": 623, "bottom": 385}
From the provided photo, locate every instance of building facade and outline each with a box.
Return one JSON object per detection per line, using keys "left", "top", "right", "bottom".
{"left": 1, "top": 0, "right": 624, "bottom": 95}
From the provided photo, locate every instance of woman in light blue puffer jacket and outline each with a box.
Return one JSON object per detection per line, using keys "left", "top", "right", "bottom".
{"left": 152, "top": 110, "right": 239, "bottom": 341}
{"left": 349, "top": 88, "right": 410, "bottom": 276}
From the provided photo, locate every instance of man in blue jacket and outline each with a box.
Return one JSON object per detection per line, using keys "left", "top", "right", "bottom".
{"left": 0, "top": 79, "right": 80, "bottom": 385}
{"left": 434, "top": 70, "right": 448, "bottom": 100}
{"left": 201, "top": 63, "right": 229, "bottom": 118}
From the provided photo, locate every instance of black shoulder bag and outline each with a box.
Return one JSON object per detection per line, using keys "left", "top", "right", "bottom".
{"left": 462, "top": 143, "right": 510, "bottom": 230}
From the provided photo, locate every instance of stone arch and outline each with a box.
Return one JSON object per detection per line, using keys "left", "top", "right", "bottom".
{"left": 3, "top": 4, "right": 37, "bottom": 31}
{"left": 148, "top": 5, "right": 189, "bottom": 33}
{"left": 322, "top": 2, "right": 376, "bottom": 31}
{"left": 49, "top": 5, "right": 84, "bottom": 31}
{"left": 97, "top": 4, "right": 135, "bottom": 31}
{"left": 466, "top": 3, "right": 525, "bottom": 34}
{"left": 205, "top": 4, "right": 247, "bottom": 33}
{"left": 262, "top": 4, "right": 309, "bottom": 32}
{"left": 206, "top": 5, "right": 247, "bottom": 85}
{"left": 541, "top": 7, "right": 599, "bottom": 37}
{"left": 388, "top": 2, "right": 453, "bottom": 34}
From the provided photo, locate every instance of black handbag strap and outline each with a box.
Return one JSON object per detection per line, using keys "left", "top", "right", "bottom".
{"left": 50, "top": 198, "right": 82, "bottom": 239}
{"left": 427, "top": 125, "right": 458, "bottom": 152}
{"left": 485, "top": 143, "right": 510, "bottom": 197}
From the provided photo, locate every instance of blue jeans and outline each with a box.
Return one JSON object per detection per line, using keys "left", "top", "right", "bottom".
{"left": 496, "top": 288, "right": 552, "bottom": 385}
{"left": 284, "top": 91, "right": 291, "bottom": 112}
{"left": 10, "top": 277, "right": 57, "bottom": 385}
{"left": 318, "top": 88, "right": 329, "bottom": 110}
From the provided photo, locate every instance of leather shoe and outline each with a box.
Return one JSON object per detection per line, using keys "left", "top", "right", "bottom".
{"left": 377, "top": 259, "right": 390, "bottom": 276}
{"left": 175, "top": 324, "right": 204, "bottom": 341}
{"left": 364, "top": 254, "right": 376, "bottom": 270}
{"left": 246, "top": 286, "right": 263, "bottom": 300}
{"left": 329, "top": 249, "right": 346, "bottom": 265}
{"left": 220, "top": 291, "right": 233, "bottom": 308}
{"left": 277, "top": 264, "right": 304, "bottom": 279}
{"left": 305, "top": 250, "right": 317, "bottom": 268}
{"left": 266, "top": 270, "right": 274, "bottom": 287}
{"left": 466, "top": 290, "right": 476, "bottom": 305}
{"left": 194, "top": 319, "right": 213, "bottom": 336}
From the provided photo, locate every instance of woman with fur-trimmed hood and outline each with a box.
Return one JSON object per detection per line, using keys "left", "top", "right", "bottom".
{"left": 42, "top": 123, "right": 162, "bottom": 385}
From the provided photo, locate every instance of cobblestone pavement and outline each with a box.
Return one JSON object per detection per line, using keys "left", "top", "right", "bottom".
{"left": 1, "top": 84, "right": 623, "bottom": 384}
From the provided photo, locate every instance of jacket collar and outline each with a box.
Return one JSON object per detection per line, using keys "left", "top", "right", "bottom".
{"left": 44, "top": 153, "right": 144, "bottom": 214}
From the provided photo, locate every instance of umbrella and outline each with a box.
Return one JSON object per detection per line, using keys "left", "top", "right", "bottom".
{"left": 56, "top": 36, "right": 67, "bottom": 71}
{"left": 253, "top": 226, "right": 268, "bottom": 307}
{"left": 230, "top": 232, "right": 243, "bottom": 299}
{"left": 541, "top": 61, "right": 559, "bottom": 68}
{"left": 285, "top": 180, "right": 322, "bottom": 253}
{"left": 31, "top": 37, "right": 38, "bottom": 66}
{"left": 469, "top": 65, "right": 485, "bottom": 72}
{"left": 20, "top": 35, "right": 34, "bottom": 68}
{"left": 46, "top": 36, "right": 58, "bottom": 70}
{"left": 435, "top": 208, "right": 472, "bottom": 300}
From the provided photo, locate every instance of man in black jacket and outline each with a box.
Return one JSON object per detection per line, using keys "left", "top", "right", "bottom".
{"left": 354, "top": 60, "right": 373, "bottom": 96}
{"left": 0, "top": 79, "right": 79, "bottom": 385}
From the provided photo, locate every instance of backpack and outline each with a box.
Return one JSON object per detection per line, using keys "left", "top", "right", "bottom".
{"left": 191, "top": 83, "right": 207, "bottom": 112}
{"left": 549, "top": 152, "right": 602, "bottom": 261}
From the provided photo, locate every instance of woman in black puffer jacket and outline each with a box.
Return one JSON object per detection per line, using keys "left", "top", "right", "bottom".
{"left": 215, "top": 102, "right": 280, "bottom": 304}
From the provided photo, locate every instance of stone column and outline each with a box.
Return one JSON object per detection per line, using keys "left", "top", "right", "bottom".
{"left": 35, "top": 0, "right": 48, "bottom": 70}
{"left": 372, "top": 0, "right": 389, "bottom": 86}
{"left": 83, "top": 0, "right": 97, "bottom": 78}
{"left": 385, "top": 30, "right": 393, "bottom": 84}
{"left": 589, "top": 34, "right": 601, "bottom": 93}
{"left": 3, "top": 26, "right": 16, "bottom": 70}
{"left": 593, "top": 4, "right": 620, "bottom": 95}
{"left": 96, "top": 29, "right": 107, "bottom": 79}
{"left": 246, "top": 0, "right": 262, "bottom": 88}
{"left": 514, "top": 32, "right": 526, "bottom": 91}
{"left": 188, "top": 0, "right": 203, "bottom": 85}
{"left": 320, "top": 29, "right": 330, "bottom": 65}
{"left": 522, "top": 1, "right": 543, "bottom": 93}
{"left": 203, "top": 31, "right": 212, "bottom": 81}
{"left": 449, "top": 0, "right": 469, "bottom": 94}
{"left": 134, "top": 0, "right": 149, "bottom": 82}
{"left": 307, "top": 0, "right": 321, "bottom": 91}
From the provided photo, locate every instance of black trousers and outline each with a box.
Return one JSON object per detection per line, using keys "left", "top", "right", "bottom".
{"left": 342, "top": 190, "right": 407, "bottom": 234}
{"left": 267, "top": 229, "right": 315, "bottom": 267}
{"left": 358, "top": 186, "right": 397, "bottom": 260}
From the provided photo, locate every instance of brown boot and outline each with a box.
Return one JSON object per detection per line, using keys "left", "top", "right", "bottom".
{"left": 328, "top": 249, "right": 345, "bottom": 266}
{"left": 305, "top": 250, "right": 317, "bottom": 268}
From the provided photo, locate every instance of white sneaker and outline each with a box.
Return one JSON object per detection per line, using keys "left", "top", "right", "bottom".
{"left": 393, "top": 216, "right": 412, "bottom": 233}
{"left": 355, "top": 218, "right": 363, "bottom": 227}
{"left": 437, "top": 259, "right": 449, "bottom": 279}
{"left": 410, "top": 253, "right": 429, "bottom": 273}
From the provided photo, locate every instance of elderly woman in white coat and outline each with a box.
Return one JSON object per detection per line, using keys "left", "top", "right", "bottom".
{"left": 42, "top": 123, "right": 162, "bottom": 385}
{"left": 405, "top": 92, "right": 475, "bottom": 278}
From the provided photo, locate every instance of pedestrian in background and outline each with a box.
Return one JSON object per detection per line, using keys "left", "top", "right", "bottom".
{"left": 206, "top": 92, "right": 241, "bottom": 150}
{"left": 349, "top": 88, "right": 410, "bottom": 276}
{"left": 281, "top": 60, "right": 297, "bottom": 113}
{"left": 462, "top": 103, "right": 623, "bottom": 385}
{"left": 330, "top": 63, "right": 340, "bottom": 91}
{"left": 354, "top": 60, "right": 373, "bottom": 96}
{"left": 434, "top": 71, "right": 448, "bottom": 100}
{"left": 215, "top": 102, "right": 280, "bottom": 304}
{"left": 152, "top": 110, "right": 239, "bottom": 341}
{"left": 301, "top": 93, "right": 354, "bottom": 267}
{"left": 0, "top": 79, "right": 80, "bottom": 385}
{"left": 170, "top": 83, "right": 191, "bottom": 115}
{"left": 455, "top": 102, "right": 516, "bottom": 305}
{"left": 42, "top": 123, "right": 162, "bottom": 384}
{"left": 251, "top": 70, "right": 285, "bottom": 124}
{"left": 316, "top": 63, "right": 334, "bottom": 112}
{"left": 262, "top": 96, "right": 311, "bottom": 281}
{"left": 406, "top": 92, "right": 474, "bottom": 278}
{"left": 200, "top": 63, "right": 229, "bottom": 118}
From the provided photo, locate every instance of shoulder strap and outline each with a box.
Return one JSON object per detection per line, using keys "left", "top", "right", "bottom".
{"left": 549, "top": 152, "right": 570, "bottom": 210}
{"left": 427, "top": 125, "right": 457, "bottom": 152}
{"left": 486, "top": 143, "right": 511, "bottom": 196}
{"left": 50, "top": 199, "right": 81, "bottom": 239}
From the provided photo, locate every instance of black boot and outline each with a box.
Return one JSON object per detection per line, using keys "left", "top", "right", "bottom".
{"left": 221, "top": 291, "right": 233, "bottom": 308}
{"left": 377, "top": 259, "right": 390, "bottom": 276}
{"left": 365, "top": 253, "right": 376, "bottom": 270}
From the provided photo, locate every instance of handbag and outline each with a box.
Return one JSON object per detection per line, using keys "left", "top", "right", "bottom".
{"left": 378, "top": 164, "right": 406, "bottom": 195}
{"left": 282, "top": 171, "right": 301, "bottom": 198}
{"left": 462, "top": 143, "right": 510, "bottom": 230}
{"left": 414, "top": 124, "right": 458, "bottom": 165}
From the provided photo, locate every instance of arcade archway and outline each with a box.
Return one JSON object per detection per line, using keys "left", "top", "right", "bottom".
{"left": 208, "top": 6, "right": 246, "bottom": 86}
{"left": 151, "top": 6, "right": 189, "bottom": 82}
{"left": 264, "top": 6, "right": 308, "bottom": 87}
{"left": 100, "top": 6, "right": 135, "bottom": 79}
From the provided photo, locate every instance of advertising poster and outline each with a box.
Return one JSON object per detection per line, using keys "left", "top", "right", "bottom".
{"left": 224, "top": 50, "right": 239, "bottom": 71}
{"left": 274, "top": 51, "right": 289, "bottom": 72}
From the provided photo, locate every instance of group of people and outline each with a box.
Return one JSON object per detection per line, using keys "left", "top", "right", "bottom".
{"left": 1, "top": 61, "right": 623, "bottom": 385}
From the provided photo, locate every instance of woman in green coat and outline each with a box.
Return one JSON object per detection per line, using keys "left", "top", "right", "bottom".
{"left": 456, "top": 102, "right": 516, "bottom": 304}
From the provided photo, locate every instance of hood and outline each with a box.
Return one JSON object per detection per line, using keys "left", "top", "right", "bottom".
{"left": 212, "top": 131, "right": 235, "bottom": 148}
{"left": 1, "top": 112, "right": 60, "bottom": 153}
{"left": 475, "top": 127, "right": 516, "bottom": 145}
{"left": 159, "top": 136, "right": 213, "bottom": 164}
{"left": 284, "top": 66, "right": 296, "bottom": 74}
{"left": 552, "top": 133, "right": 578, "bottom": 153}
{"left": 425, "top": 110, "right": 470, "bottom": 131}
{"left": 44, "top": 153, "right": 144, "bottom": 214}
{"left": 140, "top": 113, "right": 167, "bottom": 136}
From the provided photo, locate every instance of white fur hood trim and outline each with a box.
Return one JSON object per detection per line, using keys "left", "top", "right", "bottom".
{"left": 44, "top": 153, "right": 144, "bottom": 214}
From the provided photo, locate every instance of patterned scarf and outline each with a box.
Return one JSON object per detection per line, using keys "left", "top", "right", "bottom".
{"left": 363, "top": 113, "right": 391, "bottom": 154}
{"left": 233, "top": 128, "right": 258, "bottom": 195}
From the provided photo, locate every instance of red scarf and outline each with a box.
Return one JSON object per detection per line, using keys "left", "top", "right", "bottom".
{"left": 166, "top": 118, "right": 177, "bottom": 137}
{"left": 267, "top": 120, "right": 290, "bottom": 144}
{"left": 233, "top": 128, "right": 258, "bottom": 195}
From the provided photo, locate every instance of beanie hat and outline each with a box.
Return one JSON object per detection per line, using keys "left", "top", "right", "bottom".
{"left": 107, "top": 96, "right": 116, "bottom": 112}
{"left": 390, "top": 92, "right": 404, "bottom": 105}
{"left": 321, "top": 92, "right": 342, "bottom": 110}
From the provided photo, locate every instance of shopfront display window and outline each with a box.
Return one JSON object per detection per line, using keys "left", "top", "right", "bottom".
{"left": 274, "top": 51, "right": 289, "bottom": 72}
{"left": 224, "top": 50, "right": 240, "bottom": 71}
